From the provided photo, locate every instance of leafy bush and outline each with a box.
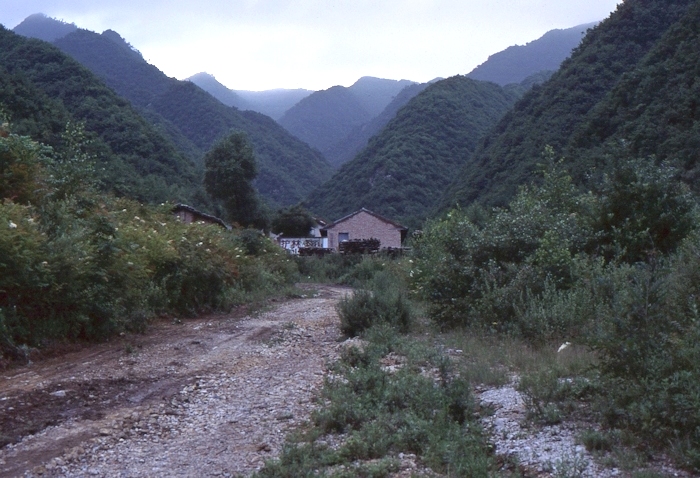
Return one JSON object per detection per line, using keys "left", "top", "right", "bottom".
{"left": 414, "top": 153, "right": 697, "bottom": 341}
{"left": 0, "top": 130, "right": 299, "bottom": 358}
{"left": 337, "top": 271, "right": 413, "bottom": 337}
{"left": 414, "top": 156, "right": 594, "bottom": 334}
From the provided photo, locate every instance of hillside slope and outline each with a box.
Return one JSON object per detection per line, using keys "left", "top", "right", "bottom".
{"left": 467, "top": 22, "right": 597, "bottom": 86}
{"left": 0, "top": 26, "right": 205, "bottom": 206}
{"left": 185, "top": 72, "right": 249, "bottom": 110}
{"left": 11, "top": 13, "right": 77, "bottom": 42}
{"left": 16, "top": 21, "right": 333, "bottom": 207}
{"left": 442, "top": 0, "right": 695, "bottom": 209}
{"left": 278, "top": 77, "right": 416, "bottom": 162}
{"left": 567, "top": 0, "right": 700, "bottom": 185}
{"left": 187, "top": 72, "right": 312, "bottom": 120}
{"left": 278, "top": 85, "right": 373, "bottom": 154}
{"left": 325, "top": 82, "right": 431, "bottom": 167}
{"left": 305, "top": 76, "right": 521, "bottom": 227}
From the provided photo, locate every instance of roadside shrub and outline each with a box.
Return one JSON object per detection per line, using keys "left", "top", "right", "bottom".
{"left": 414, "top": 158, "right": 593, "bottom": 333}
{"left": 0, "top": 193, "right": 299, "bottom": 354}
{"left": 414, "top": 153, "right": 697, "bottom": 343}
{"left": 584, "top": 253, "right": 700, "bottom": 469}
{"left": 337, "top": 271, "right": 413, "bottom": 337}
{"left": 295, "top": 253, "right": 364, "bottom": 283}
{"left": 258, "top": 328, "right": 491, "bottom": 477}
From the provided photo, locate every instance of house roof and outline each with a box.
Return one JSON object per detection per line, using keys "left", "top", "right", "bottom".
{"left": 172, "top": 204, "right": 231, "bottom": 230}
{"left": 322, "top": 208, "right": 407, "bottom": 231}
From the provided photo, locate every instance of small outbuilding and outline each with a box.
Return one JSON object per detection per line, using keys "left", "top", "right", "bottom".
{"left": 321, "top": 208, "right": 408, "bottom": 251}
{"left": 172, "top": 204, "right": 231, "bottom": 230}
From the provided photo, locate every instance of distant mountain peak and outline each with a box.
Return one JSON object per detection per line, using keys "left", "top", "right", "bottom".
{"left": 467, "top": 22, "right": 599, "bottom": 86}
{"left": 101, "top": 29, "right": 142, "bottom": 58}
{"left": 13, "top": 13, "right": 78, "bottom": 42}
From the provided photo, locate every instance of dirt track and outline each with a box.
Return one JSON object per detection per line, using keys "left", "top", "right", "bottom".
{"left": 0, "top": 284, "right": 349, "bottom": 477}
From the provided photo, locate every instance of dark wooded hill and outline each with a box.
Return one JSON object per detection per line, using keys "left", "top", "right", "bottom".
{"left": 0, "top": 26, "right": 206, "bottom": 206}
{"left": 467, "top": 22, "right": 598, "bottom": 86}
{"left": 13, "top": 15, "right": 333, "bottom": 207}
{"left": 324, "top": 82, "right": 432, "bottom": 168}
{"left": 442, "top": 0, "right": 696, "bottom": 210}
{"left": 50, "top": 28, "right": 332, "bottom": 207}
{"left": 278, "top": 77, "right": 416, "bottom": 165}
{"left": 566, "top": 0, "right": 700, "bottom": 187}
{"left": 187, "top": 72, "right": 312, "bottom": 121}
{"left": 305, "top": 76, "right": 521, "bottom": 228}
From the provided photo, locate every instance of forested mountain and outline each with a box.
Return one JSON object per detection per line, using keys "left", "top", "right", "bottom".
{"left": 233, "top": 88, "right": 313, "bottom": 121}
{"left": 305, "top": 76, "right": 521, "bottom": 227}
{"left": 467, "top": 22, "right": 597, "bottom": 86}
{"left": 279, "top": 85, "right": 374, "bottom": 154}
{"left": 347, "top": 77, "right": 416, "bottom": 117}
{"left": 187, "top": 72, "right": 312, "bottom": 120}
{"left": 0, "top": 26, "right": 206, "bottom": 206}
{"left": 186, "top": 72, "right": 249, "bottom": 110}
{"left": 442, "top": 0, "right": 696, "bottom": 210}
{"left": 278, "top": 77, "right": 416, "bottom": 164}
{"left": 325, "top": 82, "right": 432, "bottom": 167}
{"left": 567, "top": 0, "right": 700, "bottom": 184}
{"left": 11, "top": 13, "right": 77, "bottom": 42}
{"left": 15, "top": 16, "right": 333, "bottom": 207}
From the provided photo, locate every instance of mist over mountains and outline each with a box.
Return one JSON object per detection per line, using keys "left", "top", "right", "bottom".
{"left": 187, "top": 72, "right": 312, "bottom": 121}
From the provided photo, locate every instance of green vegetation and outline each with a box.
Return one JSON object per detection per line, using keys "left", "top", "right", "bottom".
{"left": 414, "top": 150, "right": 700, "bottom": 471}
{"left": 255, "top": 262, "right": 491, "bottom": 477}
{"left": 0, "top": 25, "right": 206, "bottom": 207}
{"left": 442, "top": 0, "right": 695, "bottom": 209}
{"left": 337, "top": 271, "right": 413, "bottom": 336}
{"left": 325, "top": 82, "right": 430, "bottom": 167}
{"left": 569, "top": 0, "right": 700, "bottom": 189}
{"left": 306, "top": 76, "right": 521, "bottom": 228}
{"left": 203, "top": 132, "right": 264, "bottom": 228}
{"left": 0, "top": 125, "right": 296, "bottom": 360}
{"left": 50, "top": 26, "right": 333, "bottom": 207}
{"left": 278, "top": 77, "right": 414, "bottom": 164}
{"left": 271, "top": 204, "right": 315, "bottom": 237}
{"left": 279, "top": 85, "right": 373, "bottom": 154}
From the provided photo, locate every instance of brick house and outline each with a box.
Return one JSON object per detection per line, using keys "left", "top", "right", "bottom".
{"left": 321, "top": 208, "right": 408, "bottom": 251}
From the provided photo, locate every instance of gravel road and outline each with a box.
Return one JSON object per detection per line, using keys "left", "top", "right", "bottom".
{"left": 0, "top": 285, "right": 349, "bottom": 477}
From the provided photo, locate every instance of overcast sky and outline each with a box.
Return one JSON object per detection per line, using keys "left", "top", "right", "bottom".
{"left": 2, "top": 0, "right": 622, "bottom": 91}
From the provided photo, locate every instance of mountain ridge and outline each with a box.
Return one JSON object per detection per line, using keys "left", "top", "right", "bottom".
{"left": 305, "top": 76, "right": 522, "bottom": 227}
{"left": 442, "top": 0, "right": 695, "bottom": 210}
{"left": 467, "top": 22, "right": 598, "bottom": 86}
{"left": 14, "top": 18, "right": 334, "bottom": 207}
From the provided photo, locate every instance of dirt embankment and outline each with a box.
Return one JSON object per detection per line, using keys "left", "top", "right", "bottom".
{"left": 0, "top": 285, "right": 350, "bottom": 477}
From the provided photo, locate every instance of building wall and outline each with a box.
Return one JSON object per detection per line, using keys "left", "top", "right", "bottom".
{"left": 176, "top": 210, "right": 196, "bottom": 224}
{"left": 326, "top": 211, "right": 403, "bottom": 250}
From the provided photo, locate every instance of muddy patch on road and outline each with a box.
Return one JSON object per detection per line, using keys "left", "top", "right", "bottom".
{"left": 0, "top": 284, "right": 349, "bottom": 477}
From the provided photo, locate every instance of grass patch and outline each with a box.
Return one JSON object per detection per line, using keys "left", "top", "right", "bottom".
{"left": 253, "top": 325, "right": 492, "bottom": 477}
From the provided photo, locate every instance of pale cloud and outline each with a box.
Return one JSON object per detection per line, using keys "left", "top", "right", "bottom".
{"left": 1, "top": 0, "right": 622, "bottom": 91}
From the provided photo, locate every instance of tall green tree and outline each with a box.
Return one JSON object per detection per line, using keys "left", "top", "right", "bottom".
{"left": 271, "top": 204, "right": 315, "bottom": 237}
{"left": 203, "top": 131, "right": 262, "bottom": 228}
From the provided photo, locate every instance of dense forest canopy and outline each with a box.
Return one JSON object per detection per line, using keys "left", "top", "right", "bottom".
{"left": 305, "top": 76, "right": 521, "bottom": 228}
{"left": 18, "top": 19, "right": 333, "bottom": 208}
{"left": 0, "top": 26, "right": 206, "bottom": 206}
{"left": 566, "top": 0, "right": 700, "bottom": 186}
{"left": 441, "top": 0, "right": 696, "bottom": 210}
